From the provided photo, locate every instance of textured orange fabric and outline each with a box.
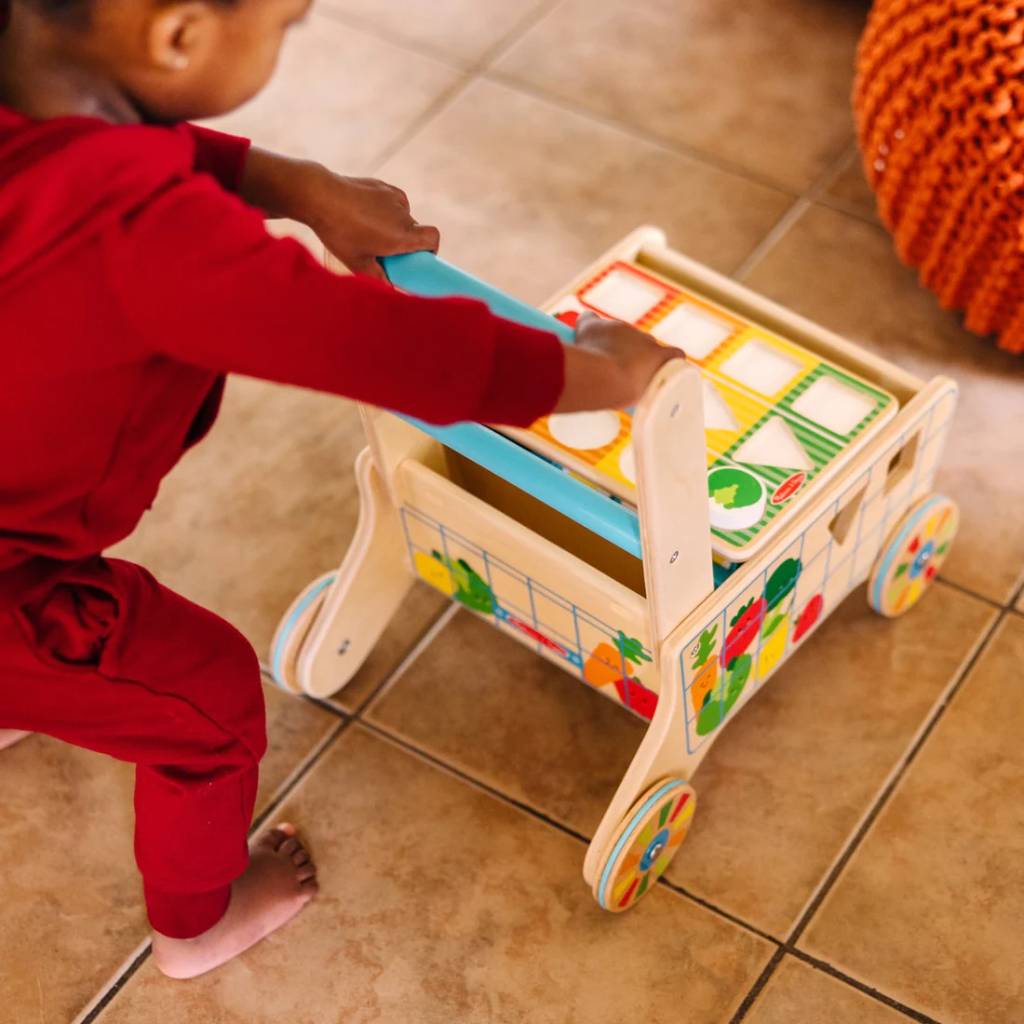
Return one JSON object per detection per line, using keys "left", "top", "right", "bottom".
{"left": 854, "top": 0, "right": 1024, "bottom": 354}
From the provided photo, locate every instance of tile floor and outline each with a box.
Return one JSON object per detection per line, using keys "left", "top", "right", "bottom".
{"left": 3, "top": 1, "right": 1023, "bottom": 1022}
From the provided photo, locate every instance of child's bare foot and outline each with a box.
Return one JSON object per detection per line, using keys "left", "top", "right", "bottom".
{"left": 0, "top": 729, "right": 30, "bottom": 751}
{"left": 151, "top": 823, "right": 318, "bottom": 980}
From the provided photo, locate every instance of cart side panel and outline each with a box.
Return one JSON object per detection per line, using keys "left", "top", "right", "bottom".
{"left": 396, "top": 459, "right": 662, "bottom": 721}
{"left": 672, "top": 380, "right": 958, "bottom": 757}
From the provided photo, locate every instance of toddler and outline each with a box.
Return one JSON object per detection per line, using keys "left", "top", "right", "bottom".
{"left": 0, "top": 0, "right": 677, "bottom": 979}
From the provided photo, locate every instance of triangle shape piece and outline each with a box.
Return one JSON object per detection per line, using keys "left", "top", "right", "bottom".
{"left": 733, "top": 416, "right": 813, "bottom": 472}
{"left": 701, "top": 380, "right": 739, "bottom": 432}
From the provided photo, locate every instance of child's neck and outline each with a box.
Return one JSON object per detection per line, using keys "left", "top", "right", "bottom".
{"left": 0, "top": 7, "right": 139, "bottom": 123}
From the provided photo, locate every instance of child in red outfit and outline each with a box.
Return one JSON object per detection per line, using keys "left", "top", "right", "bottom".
{"left": 0, "top": 0, "right": 677, "bottom": 979}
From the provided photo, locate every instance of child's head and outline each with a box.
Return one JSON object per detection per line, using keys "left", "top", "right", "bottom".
{"left": 1, "top": 0, "right": 312, "bottom": 122}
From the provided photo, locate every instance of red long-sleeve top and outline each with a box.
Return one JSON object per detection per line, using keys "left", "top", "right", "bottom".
{"left": 0, "top": 109, "right": 565, "bottom": 607}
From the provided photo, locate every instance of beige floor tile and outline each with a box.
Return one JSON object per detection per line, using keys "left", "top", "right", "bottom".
{"left": 377, "top": 78, "right": 791, "bottom": 306}
{"left": 800, "top": 615, "right": 1024, "bottom": 1024}
{"left": 367, "top": 584, "right": 993, "bottom": 936}
{"left": 110, "top": 376, "right": 449, "bottom": 702}
{"left": 367, "top": 609, "right": 648, "bottom": 829}
{"left": 824, "top": 150, "right": 879, "bottom": 223}
{"left": 95, "top": 726, "right": 773, "bottom": 1024}
{"left": 745, "top": 956, "right": 912, "bottom": 1024}
{"left": 744, "top": 204, "right": 1024, "bottom": 605}
{"left": 319, "top": 0, "right": 549, "bottom": 65}
{"left": 0, "top": 686, "right": 334, "bottom": 1024}
{"left": 203, "top": 11, "right": 465, "bottom": 174}
{"left": 111, "top": 379, "right": 369, "bottom": 660}
{"left": 494, "top": 0, "right": 866, "bottom": 191}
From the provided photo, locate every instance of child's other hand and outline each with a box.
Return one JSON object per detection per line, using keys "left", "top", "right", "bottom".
{"left": 554, "top": 313, "right": 683, "bottom": 413}
{"left": 308, "top": 172, "right": 441, "bottom": 280}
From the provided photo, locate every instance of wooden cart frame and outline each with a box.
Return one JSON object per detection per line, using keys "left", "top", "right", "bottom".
{"left": 272, "top": 228, "right": 959, "bottom": 912}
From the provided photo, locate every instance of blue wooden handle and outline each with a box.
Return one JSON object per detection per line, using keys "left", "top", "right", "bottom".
{"left": 380, "top": 251, "right": 576, "bottom": 343}
{"left": 380, "top": 250, "right": 643, "bottom": 558}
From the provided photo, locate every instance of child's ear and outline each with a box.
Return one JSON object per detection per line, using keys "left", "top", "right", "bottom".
{"left": 145, "top": 1, "right": 215, "bottom": 72}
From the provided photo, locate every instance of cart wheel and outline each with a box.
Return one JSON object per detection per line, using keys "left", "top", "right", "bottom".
{"left": 270, "top": 572, "right": 336, "bottom": 692}
{"left": 869, "top": 495, "right": 958, "bottom": 618}
{"left": 593, "top": 779, "right": 696, "bottom": 913}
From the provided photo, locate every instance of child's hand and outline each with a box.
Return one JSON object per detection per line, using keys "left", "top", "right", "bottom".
{"left": 307, "top": 172, "right": 441, "bottom": 281}
{"left": 554, "top": 313, "right": 683, "bottom": 413}
{"left": 240, "top": 149, "right": 439, "bottom": 280}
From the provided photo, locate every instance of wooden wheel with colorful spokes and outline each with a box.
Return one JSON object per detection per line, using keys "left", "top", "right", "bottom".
{"left": 593, "top": 779, "right": 697, "bottom": 913}
{"left": 269, "top": 572, "right": 336, "bottom": 692}
{"left": 869, "top": 495, "right": 958, "bottom": 618}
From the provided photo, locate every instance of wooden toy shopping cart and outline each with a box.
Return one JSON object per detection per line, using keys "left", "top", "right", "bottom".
{"left": 272, "top": 227, "right": 959, "bottom": 913}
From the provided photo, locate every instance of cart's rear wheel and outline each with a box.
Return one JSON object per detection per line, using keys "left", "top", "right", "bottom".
{"left": 593, "top": 779, "right": 696, "bottom": 913}
{"left": 270, "top": 572, "right": 336, "bottom": 692}
{"left": 869, "top": 495, "right": 958, "bottom": 618}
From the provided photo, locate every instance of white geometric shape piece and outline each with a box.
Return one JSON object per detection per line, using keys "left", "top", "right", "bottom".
{"left": 733, "top": 415, "right": 813, "bottom": 471}
{"left": 581, "top": 269, "right": 667, "bottom": 323}
{"left": 701, "top": 379, "right": 739, "bottom": 432}
{"left": 791, "top": 374, "right": 876, "bottom": 435}
{"left": 720, "top": 338, "right": 803, "bottom": 396}
{"left": 547, "top": 410, "right": 621, "bottom": 451}
{"left": 653, "top": 303, "right": 733, "bottom": 358}
{"left": 618, "top": 442, "right": 636, "bottom": 484}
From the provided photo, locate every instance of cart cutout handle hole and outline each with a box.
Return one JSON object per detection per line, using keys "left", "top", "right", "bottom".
{"left": 883, "top": 433, "right": 921, "bottom": 497}
{"left": 829, "top": 482, "right": 868, "bottom": 547}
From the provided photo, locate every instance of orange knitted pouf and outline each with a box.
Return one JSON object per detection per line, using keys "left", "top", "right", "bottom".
{"left": 854, "top": 0, "right": 1024, "bottom": 354}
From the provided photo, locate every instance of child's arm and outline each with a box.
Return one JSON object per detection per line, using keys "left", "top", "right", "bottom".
{"left": 110, "top": 174, "right": 561, "bottom": 426}
{"left": 184, "top": 126, "right": 436, "bottom": 282}
{"left": 109, "top": 174, "right": 674, "bottom": 426}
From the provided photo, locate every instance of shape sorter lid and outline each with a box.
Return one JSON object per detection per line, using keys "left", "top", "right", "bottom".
{"left": 499, "top": 258, "right": 899, "bottom": 563}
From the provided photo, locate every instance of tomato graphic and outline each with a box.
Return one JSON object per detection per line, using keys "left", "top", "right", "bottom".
{"left": 615, "top": 677, "right": 659, "bottom": 720}
{"left": 792, "top": 594, "right": 823, "bottom": 643}
{"left": 722, "top": 598, "right": 766, "bottom": 666}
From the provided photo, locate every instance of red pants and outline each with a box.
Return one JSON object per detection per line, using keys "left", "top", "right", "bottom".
{"left": 0, "top": 557, "right": 266, "bottom": 938}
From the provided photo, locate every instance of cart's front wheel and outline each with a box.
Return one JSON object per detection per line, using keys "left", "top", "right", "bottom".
{"left": 869, "top": 495, "right": 958, "bottom": 618}
{"left": 593, "top": 779, "right": 696, "bottom": 913}
{"left": 270, "top": 572, "right": 336, "bottom": 692}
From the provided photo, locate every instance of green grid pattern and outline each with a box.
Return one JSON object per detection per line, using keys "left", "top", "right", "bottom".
{"left": 711, "top": 365, "right": 893, "bottom": 549}
{"left": 776, "top": 363, "right": 893, "bottom": 444}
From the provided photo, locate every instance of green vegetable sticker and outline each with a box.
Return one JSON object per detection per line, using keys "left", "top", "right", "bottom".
{"left": 708, "top": 466, "right": 767, "bottom": 531}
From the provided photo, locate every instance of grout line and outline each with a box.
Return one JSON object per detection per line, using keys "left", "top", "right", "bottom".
{"left": 729, "top": 947, "right": 787, "bottom": 1022}
{"left": 77, "top": 944, "right": 153, "bottom": 1024}
{"left": 315, "top": 6, "right": 472, "bottom": 70}
{"left": 814, "top": 191, "right": 882, "bottom": 228}
{"left": 248, "top": 717, "right": 352, "bottom": 834}
{"left": 359, "top": 716, "right": 593, "bottom": 843}
{"left": 496, "top": 68, "right": 783, "bottom": 189}
{"left": 365, "top": 0, "right": 566, "bottom": 176}
{"left": 933, "top": 574, "right": 1005, "bottom": 612}
{"left": 729, "top": 592, "right": 1006, "bottom": 1022}
{"left": 730, "top": 197, "right": 813, "bottom": 282}
{"left": 656, "top": 878, "right": 781, "bottom": 947}
{"left": 353, "top": 602, "right": 460, "bottom": 717}
{"left": 483, "top": 69, "right": 804, "bottom": 198}
{"left": 732, "top": 141, "right": 858, "bottom": 282}
{"left": 358, "top": 719, "right": 777, "bottom": 946}
{"left": 79, "top": 716, "right": 353, "bottom": 1021}
{"left": 369, "top": 76, "right": 479, "bottom": 174}
{"left": 470, "top": 0, "right": 563, "bottom": 71}
{"left": 787, "top": 949, "right": 942, "bottom": 1023}
{"left": 786, "top": 606, "right": 1009, "bottom": 949}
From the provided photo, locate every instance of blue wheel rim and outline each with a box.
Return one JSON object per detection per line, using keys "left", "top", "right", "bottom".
{"left": 271, "top": 574, "right": 336, "bottom": 689}
{"left": 597, "top": 779, "right": 689, "bottom": 910}
{"left": 870, "top": 496, "right": 945, "bottom": 613}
